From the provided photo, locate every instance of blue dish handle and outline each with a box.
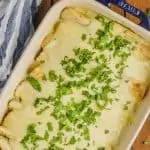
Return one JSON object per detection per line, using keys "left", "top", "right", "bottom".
{"left": 96, "top": 0, "right": 150, "bottom": 31}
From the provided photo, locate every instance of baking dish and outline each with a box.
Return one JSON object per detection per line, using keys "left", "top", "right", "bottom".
{"left": 0, "top": 0, "right": 150, "bottom": 149}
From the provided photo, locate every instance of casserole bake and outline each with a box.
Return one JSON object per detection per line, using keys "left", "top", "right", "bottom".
{"left": 0, "top": 0, "right": 150, "bottom": 150}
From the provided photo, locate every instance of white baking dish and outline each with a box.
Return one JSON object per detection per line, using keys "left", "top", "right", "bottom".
{"left": 0, "top": 0, "right": 150, "bottom": 149}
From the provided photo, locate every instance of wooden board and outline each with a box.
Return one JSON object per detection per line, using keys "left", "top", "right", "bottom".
{"left": 35, "top": 1, "right": 150, "bottom": 149}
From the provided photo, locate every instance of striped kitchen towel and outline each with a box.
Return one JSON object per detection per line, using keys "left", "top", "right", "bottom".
{"left": 0, "top": 0, "right": 41, "bottom": 90}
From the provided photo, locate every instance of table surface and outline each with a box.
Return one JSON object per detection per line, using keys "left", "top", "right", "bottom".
{"left": 36, "top": 0, "right": 150, "bottom": 150}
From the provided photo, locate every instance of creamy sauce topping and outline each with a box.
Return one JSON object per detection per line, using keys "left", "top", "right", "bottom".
{"left": 2, "top": 8, "right": 150, "bottom": 150}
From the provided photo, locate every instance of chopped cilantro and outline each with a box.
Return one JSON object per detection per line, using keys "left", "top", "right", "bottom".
{"left": 61, "top": 48, "right": 94, "bottom": 77}
{"left": 61, "top": 57, "right": 85, "bottom": 77}
{"left": 42, "top": 74, "right": 47, "bottom": 81}
{"left": 83, "top": 108, "right": 100, "bottom": 125}
{"left": 96, "top": 29, "right": 105, "bottom": 38}
{"left": 47, "top": 122, "right": 53, "bottom": 131}
{"left": 47, "top": 143, "right": 63, "bottom": 150}
{"left": 20, "top": 124, "right": 43, "bottom": 149}
{"left": 83, "top": 127, "right": 90, "bottom": 141}
{"left": 59, "top": 121, "right": 72, "bottom": 131}
{"left": 77, "top": 124, "right": 83, "bottom": 129}
{"left": 113, "top": 35, "right": 130, "bottom": 50}
{"left": 34, "top": 98, "right": 49, "bottom": 108}
{"left": 123, "top": 101, "right": 131, "bottom": 110}
{"left": 51, "top": 132, "right": 63, "bottom": 144}
{"left": 26, "top": 76, "right": 41, "bottom": 92}
{"left": 48, "top": 70, "right": 57, "bottom": 82}
{"left": 81, "top": 34, "right": 87, "bottom": 41}
{"left": 74, "top": 48, "right": 93, "bottom": 64}
{"left": 69, "top": 136, "right": 76, "bottom": 145}
{"left": 104, "top": 129, "right": 109, "bottom": 134}
{"left": 97, "top": 147, "right": 105, "bottom": 150}
{"left": 104, "top": 21, "right": 114, "bottom": 32}
{"left": 19, "top": 97, "right": 22, "bottom": 102}
{"left": 36, "top": 106, "right": 49, "bottom": 115}
{"left": 44, "top": 130, "right": 49, "bottom": 141}
{"left": 22, "top": 10, "right": 134, "bottom": 149}
{"left": 123, "top": 105, "right": 128, "bottom": 110}
{"left": 56, "top": 82, "right": 73, "bottom": 99}
{"left": 95, "top": 14, "right": 105, "bottom": 24}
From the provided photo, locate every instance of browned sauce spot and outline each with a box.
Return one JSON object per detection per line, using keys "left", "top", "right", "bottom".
{"left": 41, "top": 21, "right": 60, "bottom": 49}
{"left": 130, "top": 81, "right": 148, "bottom": 101}
{"left": 139, "top": 43, "right": 150, "bottom": 60}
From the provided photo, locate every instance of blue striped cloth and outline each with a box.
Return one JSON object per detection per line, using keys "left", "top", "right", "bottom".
{"left": 0, "top": 0, "right": 41, "bottom": 90}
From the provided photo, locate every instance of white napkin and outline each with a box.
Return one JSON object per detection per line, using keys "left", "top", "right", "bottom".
{"left": 0, "top": 0, "right": 41, "bottom": 90}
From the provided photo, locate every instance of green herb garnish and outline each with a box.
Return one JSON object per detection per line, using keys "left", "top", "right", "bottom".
{"left": 48, "top": 70, "right": 57, "bottom": 82}
{"left": 74, "top": 48, "right": 93, "bottom": 64}
{"left": 47, "top": 122, "right": 53, "bottom": 131}
{"left": 22, "top": 11, "right": 135, "bottom": 149}
{"left": 81, "top": 34, "right": 87, "bottom": 41}
{"left": 34, "top": 97, "right": 49, "bottom": 108}
{"left": 97, "top": 147, "right": 105, "bottom": 150}
{"left": 95, "top": 14, "right": 105, "bottom": 24}
{"left": 104, "top": 129, "right": 109, "bottom": 134}
{"left": 83, "top": 127, "right": 90, "bottom": 141}
{"left": 27, "top": 76, "right": 41, "bottom": 92}
{"left": 36, "top": 106, "right": 49, "bottom": 115}
{"left": 61, "top": 57, "right": 85, "bottom": 77}
{"left": 20, "top": 124, "right": 43, "bottom": 149}
{"left": 69, "top": 136, "right": 76, "bottom": 145}
{"left": 44, "top": 130, "right": 49, "bottom": 141}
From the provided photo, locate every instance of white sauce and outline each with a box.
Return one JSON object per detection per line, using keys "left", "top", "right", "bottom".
{"left": 2, "top": 8, "right": 150, "bottom": 150}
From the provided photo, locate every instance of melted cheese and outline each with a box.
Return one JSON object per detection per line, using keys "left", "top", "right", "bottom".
{"left": 1, "top": 7, "right": 150, "bottom": 150}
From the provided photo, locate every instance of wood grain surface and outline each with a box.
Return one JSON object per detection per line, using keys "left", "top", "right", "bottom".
{"left": 35, "top": 0, "right": 150, "bottom": 149}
